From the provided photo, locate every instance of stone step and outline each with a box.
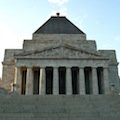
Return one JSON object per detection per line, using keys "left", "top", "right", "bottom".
{"left": 0, "top": 95, "right": 120, "bottom": 120}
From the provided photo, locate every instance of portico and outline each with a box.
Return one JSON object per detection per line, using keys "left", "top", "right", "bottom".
{"left": 14, "top": 65, "right": 110, "bottom": 95}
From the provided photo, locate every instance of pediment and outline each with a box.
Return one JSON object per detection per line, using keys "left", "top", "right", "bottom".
{"left": 15, "top": 45, "right": 107, "bottom": 59}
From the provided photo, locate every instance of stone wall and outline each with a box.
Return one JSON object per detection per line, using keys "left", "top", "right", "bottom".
{"left": 23, "top": 39, "right": 97, "bottom": 52}
{"left": 2, "top": 49, "right": 22, "bottom": 91}
{"left": 2, "top": 64, "right": 15, "bottom": 91}
{"left": 98, "top": 50, "right": 120, "bottom": 93}
{"left": 32, "top": 34, "right": 86, "bottom": 41}
{"left": 23, "top": 33, "right": 96, "bottom": 52}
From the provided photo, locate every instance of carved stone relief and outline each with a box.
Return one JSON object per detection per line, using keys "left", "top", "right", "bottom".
{"left": 21, "top": 46, "right": 104, "bottom": 59}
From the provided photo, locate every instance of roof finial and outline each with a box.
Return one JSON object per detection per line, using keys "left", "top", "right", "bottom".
{"left": 56, "top": 12, "right": 60, "bottom": 17}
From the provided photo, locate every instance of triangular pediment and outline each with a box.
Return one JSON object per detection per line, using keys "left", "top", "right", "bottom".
{"left": 15, "top": 45, "right": 108, "bottom": 60}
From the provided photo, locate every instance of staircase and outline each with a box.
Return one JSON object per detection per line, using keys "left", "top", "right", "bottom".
{"left": 0, "top": 95, "right": 120, "bottom": 120}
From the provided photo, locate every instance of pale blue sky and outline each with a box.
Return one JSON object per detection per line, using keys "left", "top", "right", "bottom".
{"left": 0, "top": 0, "right": 120, "bottom": 77}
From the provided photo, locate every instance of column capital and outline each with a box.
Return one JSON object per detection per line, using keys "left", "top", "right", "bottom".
{"left": 92, "top": 66, "right": 97, "bottom": 69}
{"left": 103, "top": 67, "right": 109, "bottom": 69}
{"left": 15, "top": 66, "right": 21, "bottom": 68}
{"left": 26, "top": 66, "right": 33, "bottom": 69}
{"left": 40, "top": 66, "right": 46, "bottom": 69}
{"left": 66, "top": 66, "right": 71, "bottom": 69}
{"left": 79, "top": 67, "right": 84, "bottom": 69}
{"left": 53, "top": 66, "right": 59, "bottom": 69}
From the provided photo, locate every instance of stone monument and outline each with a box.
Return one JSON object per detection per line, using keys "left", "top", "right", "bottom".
{"left": 0, "top": 13, "right": 120, "bottom": 120}
{"left": 2, "top": 13, "right": 120, "bottom": 95}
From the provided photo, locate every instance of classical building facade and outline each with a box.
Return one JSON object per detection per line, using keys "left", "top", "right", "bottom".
{"left": 2, "top": 14, "right": 120, "bottom": 95}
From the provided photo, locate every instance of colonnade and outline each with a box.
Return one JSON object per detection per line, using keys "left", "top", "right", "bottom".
{"left": 14, "top": 66, "right": 110, "bottom": 95}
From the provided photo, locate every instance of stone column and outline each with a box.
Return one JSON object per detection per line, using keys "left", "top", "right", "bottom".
{"left": 26, "top": 67, "right": 33, "bottom": 95}
{"left": 66, "top": 67, "right": 72, "bottom": 95}
{"left": 92, "top": 67, "right": 98, "bottom": 95}
{"left": 14, "top": 67, "right": 21, "bottom": 94}
{"left": 53, "top": 67, "right": 59, "bottom": 95}
{"left": 103, "top": 67, "right": 110, "bottom": 94}
{"left": 39, "top": 67, "right": 46, "bottom": 95}
{"left": 79, "top": 67, "right": 85, "bottom": 95}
